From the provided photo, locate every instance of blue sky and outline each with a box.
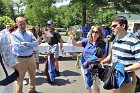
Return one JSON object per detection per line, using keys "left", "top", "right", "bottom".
{"left": 13, "top": 0, "right": 70, "bottom": 7}
{"left": 54, "top": 0, "right": 70, "bottom": 7}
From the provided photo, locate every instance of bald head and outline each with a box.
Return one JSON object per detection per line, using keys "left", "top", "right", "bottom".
{"left": 16, "top": 17, "right": 26, "bottom": 30}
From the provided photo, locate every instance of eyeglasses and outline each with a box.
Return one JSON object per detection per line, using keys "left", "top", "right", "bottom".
{"left": 110, "top": 24, "right": 118, "bottom": 28}
{"left": 92, "top": 31, "right": 99, "bottom": 34}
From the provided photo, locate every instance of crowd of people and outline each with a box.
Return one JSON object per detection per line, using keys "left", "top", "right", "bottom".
{"left": 66, "top": 16, "right": 140, "bottom": 93}
{"left": 0, "top": 16, "right": 140, "bottom": 93}
{"left": 0, "top": 17, "right": 63, "bottom": 93}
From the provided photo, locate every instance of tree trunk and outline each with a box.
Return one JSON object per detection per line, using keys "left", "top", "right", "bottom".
{"left": 82, "top": 3, "right": 86, "bottom": 28}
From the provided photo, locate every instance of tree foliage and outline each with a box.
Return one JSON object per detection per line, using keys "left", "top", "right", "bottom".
{"left": 93, "top": 9, "right": 116, "bottom": 26}
{"left": 24, "top": 0, "right": 82, "bottom": 27}
{"left": 55, "top": 3, "right": 82, "bottom": 28}
{"left": 0, "top": 0, "right": 6, "bottom": 16}
{"left": 58, "top": 0, "right": 140, "bottom": 27}
{"left": 108, "top": 0, "right": 140, "bottom": 14}
{"left": 2, "top": 0, "right": 15, "bottom": 19}
{"left": 65, "top": 0, "right": 108, "bottom": 27}
{"left": 17, "top": 0, "right": 140, "bottom": 28}
{"left": 23, "top": 0, "right": 57, "bottom": 26}
{"left": 12, "top": 0, "right": 25, "bottom": 17}
{"left": 0, "top": 16, "right": 15, "bottom": 30}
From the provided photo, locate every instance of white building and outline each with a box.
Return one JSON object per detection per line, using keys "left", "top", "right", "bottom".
{"left": 117, "top": 12, "right": 140, "bottom": 32}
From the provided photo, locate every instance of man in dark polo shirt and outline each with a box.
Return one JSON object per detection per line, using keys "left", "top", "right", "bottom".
{"left": 46, "top": 20, "right": 63, "bottom": 77}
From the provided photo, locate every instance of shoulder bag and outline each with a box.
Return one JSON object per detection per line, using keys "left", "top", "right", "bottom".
{"left": 0, "top": 54, "right": 19, "bottom": 86}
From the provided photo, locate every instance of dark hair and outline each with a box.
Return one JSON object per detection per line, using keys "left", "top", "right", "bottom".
{"left": 9, "top": 26, "right": 15, "bottom": 33}
{"left": 29, "top": 26, "right": 38, "bottom": 38}
{"left": 113, "top": 16, "right": 128, "bottom": 30}
{"left": 89, "top": 26, "right": 104, "bottom": 42}
{"left": 29, "top": 27, "right": 36, "bottom": 32}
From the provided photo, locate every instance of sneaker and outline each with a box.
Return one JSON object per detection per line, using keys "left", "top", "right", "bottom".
{"left": 36, "top": 69, "right": 43, "bottom": 74}
{"left": 55, "top": 70, "right": 61, "bottom": 77}
{"left": 23, "top": 79, "right": 28, "bottom": 85}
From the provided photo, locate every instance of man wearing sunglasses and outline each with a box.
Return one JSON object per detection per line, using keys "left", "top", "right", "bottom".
{"left": 101, "top": 16, "right": 140, "bottom": 93}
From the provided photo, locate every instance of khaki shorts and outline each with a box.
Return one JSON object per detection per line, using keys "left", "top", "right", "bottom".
{"left": 81, "top": 66, "right": 101, "bottom": 89}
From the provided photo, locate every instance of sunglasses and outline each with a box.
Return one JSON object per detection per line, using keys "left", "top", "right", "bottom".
{"left": 92, "top": 31, "right": 99, "bottom": 34}
{"left": 110, "top": 24, "right": 118, "bottom": 28}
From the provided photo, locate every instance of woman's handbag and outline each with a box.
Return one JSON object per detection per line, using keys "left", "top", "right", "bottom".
{"left": 0, "top": 54, "right": 19, "bottom": 86}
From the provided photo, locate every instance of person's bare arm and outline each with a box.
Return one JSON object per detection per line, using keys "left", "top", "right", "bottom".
{"left": 98, "top": 54, "right": 107, "bottom": 62}
{"left": 59, "top": 38, "right": 64, "bottom": 52}
{"left": 100, "top": 54, "right": 111, "bottom": 64}
{"left": 124, "top": 62, "right": 140, "bottom": 72}
{"left": 72, "top": 38, "right": 82, "bottom": 47}
{"left": 37, "top": 37, "right": 42, "bottom": 45}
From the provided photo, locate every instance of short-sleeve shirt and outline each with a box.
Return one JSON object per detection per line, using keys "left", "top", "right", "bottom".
{"left": 112, "top": 32, "right": 140, "bottom": 65}
{"left": 48, "top": 31, "right": 61, "bottom": 45}
{"left": 80, "top": 39, "right": 106, "bottom": 65}
{"left": 103, "top": 28, "right": 110, "bottom": 38}
{"left": 82, "top": 27, "right": 89, "bottom": 38}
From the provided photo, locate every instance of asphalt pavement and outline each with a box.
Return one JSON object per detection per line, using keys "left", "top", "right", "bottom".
{"left": 13, "top": 55, "right": 111, "bottom": 93}
{"left": 13, "top": 54, "right": 140, "bottom": 93}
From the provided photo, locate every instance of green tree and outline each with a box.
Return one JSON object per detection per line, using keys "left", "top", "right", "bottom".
{"left": 55, "top": 3, "right": 81, "bottom": 28}
{"left": 23, "top": 0, "right": 57, "bottom": 26}
{"left": 0, "top": 0, "right": 6, "bottom": 16}
{"left": 2, "top": 0, "right": 15, "bottom": 19}
{"left": 108, "top": 0, "right": 140, "bottom": 14}
{"left": 58, "top": 0, "right": 107, "bottom": 27}
{"left": 58, "top": 0, "right": 140, "bottom": 27}
{"left": 94, "top": 9, "right": 116, "bottom": 26}
{"left": 0, "top": 16, "right": 15, "bottom": 30}
{"left": 13, "top": 0, "right": 25, "bottom": 17}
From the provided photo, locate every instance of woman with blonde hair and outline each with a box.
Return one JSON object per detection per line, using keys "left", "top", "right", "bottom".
{"left": 72, "top": 26, "right": 107, "bottom": 93}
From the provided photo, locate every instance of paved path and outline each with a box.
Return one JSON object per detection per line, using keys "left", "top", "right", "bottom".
{"left": 14, "top": 55, "right": 140, "bottom": 93}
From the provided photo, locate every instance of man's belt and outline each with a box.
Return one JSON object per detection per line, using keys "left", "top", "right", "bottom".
{"left": 16, "top": 54, "right": 33, "bottom": 58}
